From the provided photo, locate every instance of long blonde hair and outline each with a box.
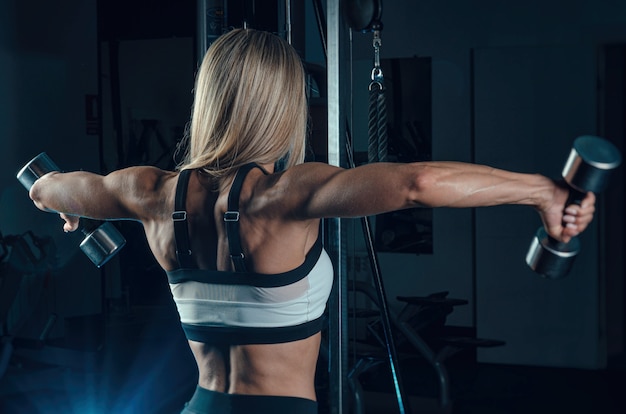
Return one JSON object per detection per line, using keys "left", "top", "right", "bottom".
{"left": 178, "top": 28, "right": 308, "bottom": 178}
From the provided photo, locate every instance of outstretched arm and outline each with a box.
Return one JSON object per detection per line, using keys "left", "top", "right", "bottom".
{"left": 29, "top": 166, "right": 171, "bottom": 231}
{"left": 275, "top": 161, "right": 595, "bottom": 243}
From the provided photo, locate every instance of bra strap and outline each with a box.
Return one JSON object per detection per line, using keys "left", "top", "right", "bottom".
{"left": 225, "top": 163, "right": 265, "bottom": 272}
{"left": 173, "top": 169, "right": 195, "bottom": 268}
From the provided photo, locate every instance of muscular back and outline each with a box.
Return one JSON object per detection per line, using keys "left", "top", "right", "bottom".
{"left": 136, "top": 166, "right": 323, "bottom": 400}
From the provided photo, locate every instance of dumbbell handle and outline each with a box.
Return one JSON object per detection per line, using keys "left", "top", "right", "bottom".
{"left": 542, "top": 187, "right": 587, "bottom": 252}
{"left": 565, "top": 187, "right": 586, "bottom": 207}
{"left": 78, "top": 217, "right": 103, "bottom": 235}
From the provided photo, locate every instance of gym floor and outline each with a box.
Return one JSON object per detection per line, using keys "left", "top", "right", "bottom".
{"left": 1, "top": 307, "right": 625, "bottom": 414}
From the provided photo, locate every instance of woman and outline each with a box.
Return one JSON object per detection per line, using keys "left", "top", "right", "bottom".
{"left": 28, "top": 29, "right": 595, "bottom": 413}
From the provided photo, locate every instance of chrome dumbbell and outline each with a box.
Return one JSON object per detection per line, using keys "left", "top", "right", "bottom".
{"left": 526, "top": 136, "right": 622, "bottom": 279}
{"left": 17, "top": 152, "right": 126, "bottom": 268}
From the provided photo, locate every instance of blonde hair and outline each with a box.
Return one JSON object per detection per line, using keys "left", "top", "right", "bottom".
{"left": 178, "top": 28, "right": 308, "bottom": 178}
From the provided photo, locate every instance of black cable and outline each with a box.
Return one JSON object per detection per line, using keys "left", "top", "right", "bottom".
{"left": 346, "top": 130, "right": 409, "bottom": 414}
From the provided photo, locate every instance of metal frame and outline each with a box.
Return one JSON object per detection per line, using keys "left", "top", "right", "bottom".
{"left": 326, "top": 1, "right": 350, "bottom": 413}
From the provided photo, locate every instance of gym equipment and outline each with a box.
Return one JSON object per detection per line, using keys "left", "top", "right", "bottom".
{"left": 16, "top": 152, "right": 126, "bottom": 268}
{"left": 347, "top": 284, "right": 505, "bottom": 414}
{"left": 367, "top": 20, "right": 388, "bottom": 164}
{"left": 343, "top": 0, "right": 383, "bottom": 33}
{"left": 315, "top": 2, "right": 410, "bottom": 412}
{"left": 0, "top": 230, "right": 56, "bottom": 380}
{"left": 526, "top": 136, "right": 622, "bottom": 279}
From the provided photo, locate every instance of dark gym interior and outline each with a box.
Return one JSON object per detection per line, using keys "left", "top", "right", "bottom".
{"left": 1, "top": 1, "right": 625, "bottom": 413}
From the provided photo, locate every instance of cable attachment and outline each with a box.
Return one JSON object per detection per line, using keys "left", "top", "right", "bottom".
{"left": 367, "top": 25, "right": 388, "bottom": 164}
{"left": 369, "top": 28, "right": 384, "bottom": 91}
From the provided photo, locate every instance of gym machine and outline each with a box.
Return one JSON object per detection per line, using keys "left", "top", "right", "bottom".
{"left": 0, "top": 230, "right": 57, "bottom": 380}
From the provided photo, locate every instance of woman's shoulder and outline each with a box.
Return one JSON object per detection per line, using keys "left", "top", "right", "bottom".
{"left": 246, "top": 162, "right": 342, "bottom": 219}
{"left": 114, "top": 165, "right": 178, "bottom": 190}
{"left": 107, "top": 166, "right": 179, "bottom": 215}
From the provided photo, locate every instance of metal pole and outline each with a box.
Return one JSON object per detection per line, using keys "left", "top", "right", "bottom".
{"left": 196, "top": 0, "right": 207, "bottom": 62}
{"left": 285, "top": 0, "right": 292, "bottom": 45}
{"left": 327, "top": 1, "right": 349, "bottom": 413}
{"left": 196, "top": 0, "right": 225, "bottom": 64}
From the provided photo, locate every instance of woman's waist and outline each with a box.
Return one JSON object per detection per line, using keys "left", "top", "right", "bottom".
{"left": 193, "top": 337, "right": 320, "bottom": 400}
{"left": 184, "top": 385, "right": 319, "bottom": 414}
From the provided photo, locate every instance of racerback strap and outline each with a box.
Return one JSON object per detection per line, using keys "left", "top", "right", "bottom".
{"left": 225, "top": 163, "right": 266, "bottom": 272}
{"left": 172, "top": 164, "right": 266, "bottom": 271}
{"left": 173, "top": 169, "right": 194, "bottom": 268}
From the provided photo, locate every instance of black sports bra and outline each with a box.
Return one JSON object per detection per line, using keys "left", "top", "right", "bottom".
{"left": 165, "top": 163, "right": 334, "bottom": 345}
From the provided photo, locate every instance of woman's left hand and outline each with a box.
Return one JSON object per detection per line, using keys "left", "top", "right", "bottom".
{"left": 60, "top": 213, "right": 80, "bottom": 233}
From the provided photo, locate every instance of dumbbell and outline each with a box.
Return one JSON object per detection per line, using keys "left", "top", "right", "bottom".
{"left": 16, "top": 152, "right": 126, "bottom": 268}
{"left": 526, "top": 136, "right": 622, "bottom": 279}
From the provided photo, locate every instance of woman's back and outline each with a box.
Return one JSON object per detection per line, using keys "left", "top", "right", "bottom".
{"left": 140, "top": 165, "right": 330, "bottom": 401}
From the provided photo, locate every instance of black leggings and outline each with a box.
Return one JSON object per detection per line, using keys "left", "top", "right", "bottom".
{"left": 180, "top": 386, "right": 318, "bottom": 414}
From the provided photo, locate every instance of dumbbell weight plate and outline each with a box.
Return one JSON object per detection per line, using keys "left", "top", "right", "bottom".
{"left": 526, "top": 227, "right": 580, "bottom": 279}
{"left": 16, "top": 152, "right": 61, "bottom": 191}
{"left": 562, "top": 135, "right": 622, "bottom": 194}
{"left": 79, "top": 221, "right": 127, "bottom": 268}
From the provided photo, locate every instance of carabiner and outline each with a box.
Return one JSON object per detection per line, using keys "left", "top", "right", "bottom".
{"left": 370, "top": 29, "right": 383, "bottom": 88}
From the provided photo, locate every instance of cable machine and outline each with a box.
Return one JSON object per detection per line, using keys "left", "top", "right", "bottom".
{"left": 324, "top": 1, "right": 410, "bottom": 413}
{"left": 195, "top": 1, "right": 409, "bottom": 413}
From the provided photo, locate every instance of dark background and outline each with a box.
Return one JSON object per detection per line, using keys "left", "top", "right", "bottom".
{"left": 1, "top": 1, "right": 625, "bottom": 413}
